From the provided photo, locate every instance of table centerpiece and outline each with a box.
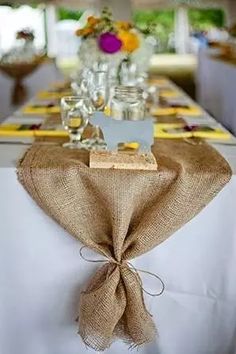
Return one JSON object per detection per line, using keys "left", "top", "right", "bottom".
{"left": 75, "top": 7, "right": 157, "bottom": 84}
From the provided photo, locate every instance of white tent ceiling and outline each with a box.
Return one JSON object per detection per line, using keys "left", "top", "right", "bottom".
{"left": 0, "top": 0, "right": 232, "bottom": 9}
{"left": 133, "top": 0, "right": 230, "bottom": 9}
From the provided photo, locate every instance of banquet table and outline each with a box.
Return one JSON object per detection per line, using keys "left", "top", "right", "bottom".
{"left": 1, "top": 81, "right": 236, "bottom": 354}
{"left": 197, "top": 47, "right": 236, "bottom": 136}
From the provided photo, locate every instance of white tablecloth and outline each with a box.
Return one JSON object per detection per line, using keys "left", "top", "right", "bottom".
{"left": 0, "top": 142, "right": 236, "bottom": 354}
{"left": 1, "top": 77, "right": 236, "bottom": 354}
{"left": 197, "top": 48, "right": 236, "bottom": 136}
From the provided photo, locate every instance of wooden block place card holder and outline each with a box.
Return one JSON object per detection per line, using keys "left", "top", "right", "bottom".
{"left": 89, "top": 150, "right": 158, "bottom": 171}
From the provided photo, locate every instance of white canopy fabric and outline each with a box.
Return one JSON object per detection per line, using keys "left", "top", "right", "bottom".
{"left": 0, "top": 0, "right": 232, "bottom": 9}
{"left": 1, "top": 0, "right": 235, "bottom": 34}
{"left": 133, "top": 0, "right": 230, "bottom": 10}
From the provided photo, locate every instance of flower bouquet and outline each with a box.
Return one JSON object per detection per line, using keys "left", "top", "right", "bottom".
{"left": 75, "top": 7, "right": 156, "bottom": 80}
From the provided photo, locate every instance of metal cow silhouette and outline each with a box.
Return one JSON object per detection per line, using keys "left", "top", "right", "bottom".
{"left": 92, "top": 112, "right": 154, "bottom": 152}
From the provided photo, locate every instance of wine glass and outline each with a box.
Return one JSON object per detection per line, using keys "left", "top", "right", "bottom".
{"left": 84, "top": 70, "right": 109, "bottom": 150}
{"left": 61, "top": 96, "right": 92, "bottom": 149}
{"left": 89, "top": 70, "right": 109, "bottom": 111}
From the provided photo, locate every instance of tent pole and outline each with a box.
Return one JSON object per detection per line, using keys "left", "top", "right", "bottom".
{"left": 225, "top": 0, "right": 236, "bottom": 27}
{"left": 45, "top": 4, "right": 58, "bottom": 58}
{"left": 42, "top": 5, "right": 48, "bottom": 54}
{"left": 174, "top": 5, "right": 190, "bottom": 54}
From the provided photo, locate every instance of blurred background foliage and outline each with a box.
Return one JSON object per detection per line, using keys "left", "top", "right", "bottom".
{"left": 58, "top": 7, "right": 83, "bottom": 21}
{"left": 133, "top": 10, "right": 175, "bottom": 52}
{"left": 133, "top": 9, "right": 225, "bottom": 52}
{"left": 188, "top": 9, "right": 225, "bottom": 31}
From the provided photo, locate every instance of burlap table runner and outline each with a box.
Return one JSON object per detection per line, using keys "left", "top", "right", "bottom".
{"left": 17, "top": 139, "right": 232, "bottom": 351}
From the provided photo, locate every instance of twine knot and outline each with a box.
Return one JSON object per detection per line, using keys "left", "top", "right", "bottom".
{"left": 109, "top": 259, "right": 127, "bottom": 267}
{"left": 79, "top": 246, "right": 165, "bottom": 297}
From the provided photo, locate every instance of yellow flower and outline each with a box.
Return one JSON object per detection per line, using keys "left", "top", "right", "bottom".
{"left": 116, "top": 21, "right": 132, "bottom": 31}
{"left": 118, "top": 31, "right": 140, "bottom": 53}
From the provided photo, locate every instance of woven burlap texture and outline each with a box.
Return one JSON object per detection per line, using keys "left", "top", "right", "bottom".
{"left": 17, "top": 139, "right": 232, "bottom": 351}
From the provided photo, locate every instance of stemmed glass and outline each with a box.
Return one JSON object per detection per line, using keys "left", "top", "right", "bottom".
{"left": 89, "top": 70, "right": 109, "bottom": 111}
{"left": 61, "top": 96, "right": 93, "bottom": 149}
{"left": 71, "top": 68, "right": 92, "bottom": 96}
{"left": 83, "top": 70, "right": 109, "bottom": 150}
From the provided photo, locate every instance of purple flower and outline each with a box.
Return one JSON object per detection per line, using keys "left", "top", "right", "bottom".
{"left": 99, "top": 32, "right": 122, "bottom": 54}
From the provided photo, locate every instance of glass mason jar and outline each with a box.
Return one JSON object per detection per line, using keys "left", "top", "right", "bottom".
{"left": 110, "top": 86, "right": 146, "bottom": 120}
{"left": 119, "top": 60, "right": 138, "bottom": 86}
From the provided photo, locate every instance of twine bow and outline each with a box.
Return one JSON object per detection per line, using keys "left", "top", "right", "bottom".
{"left": 79, "top": 246, "right": 165, "bottom": 297}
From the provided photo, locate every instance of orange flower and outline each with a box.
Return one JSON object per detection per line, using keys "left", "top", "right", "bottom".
{"left": 75, "top": 15, "right": 100, "bottom": 37}
{"left": 87, "top": 16, "right": 100, "bottom": 27}
{"left": 84, "top": 27, "right": 94, "bottom": 35}
{"left": 75, "top": 28, "right": 84, "bottom": 36}
{"left": 118, "top": 31, "right": 140, "bottom": 53}
{"left": 116, "top": 21, "right": 132, "bottom": 31}
{"left": 75, "top": 27, "right": 93, "bottom": 37}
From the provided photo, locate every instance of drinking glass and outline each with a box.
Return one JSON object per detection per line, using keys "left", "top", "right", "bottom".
{"left": 61, "top": 96, "right": 92, "bottom": 149}
{"left": 84, "top": 70, "right": 109, "bottom": 150}
{"left": 89, "top": 70, "right": 109, "bottom": 112}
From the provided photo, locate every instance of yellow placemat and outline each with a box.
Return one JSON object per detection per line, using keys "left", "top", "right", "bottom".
{"left": 151, "top": 107, "right": 176, "bottom": 116}
{"left": 176, "top": 106, "right": 202, "bottom": 116}
{"left": 0, "top": 124, "right": 67, "bottom": 138}
{"left": 34, "top": 130, "right": 67, "bottom": 137}
{"left": 0, "top": 124, "right": 34, "bottom": 137}
{"left": 37, "top": 90, "right": 72, "bottom": 100}
{"left": 151, "top": 106, "right": 202, "bottom": 117}
{"left": 22, "top": 105, "right": 60, "bottom": 115}
{"left": 154, "top": 123, "right": 231, "bottom": 140}
{"left": 148, "top": 78, "right": 169, "bottom": 86}
{"left": 160, "top": 89, "right": 181, "bottom": 98}
{"left": 50, "top": 81, "right": 71, "bottom": 89}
